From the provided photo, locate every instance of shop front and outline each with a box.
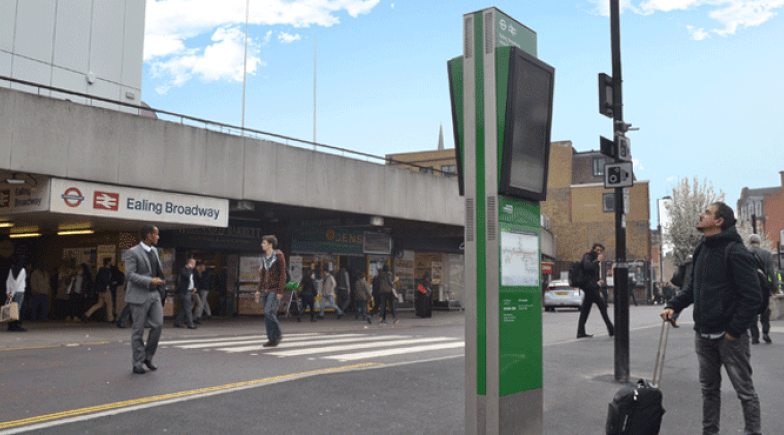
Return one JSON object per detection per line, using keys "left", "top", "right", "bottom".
{"left": 0, "top": 177, "right": 229, "bottom": 322}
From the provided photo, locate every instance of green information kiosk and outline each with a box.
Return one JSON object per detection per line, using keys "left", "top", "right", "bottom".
{"left": 448, "top": 8, "right": 555, "bottom": 435}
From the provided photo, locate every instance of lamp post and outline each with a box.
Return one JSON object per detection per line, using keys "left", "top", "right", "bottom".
{"left": 657, "top": 196, "right": 671, "bottom": 288}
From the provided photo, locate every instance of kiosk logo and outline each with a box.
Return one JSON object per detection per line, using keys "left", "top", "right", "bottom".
{"left": 61, "top": 187, "right": 85, "bottom": 207}
{"left": 94, "top": 191, "right": 119, "bottom": 211}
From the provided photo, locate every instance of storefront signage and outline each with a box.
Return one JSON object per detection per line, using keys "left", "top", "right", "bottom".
{"left": 292, "top": 228, "right": 365, "bottom": 255}
{"left": 363, "top": 231, "right": 392, "bottom": 255}
{"left": 0, "top": 182, "right": 50, "bottom": 215}
{"left": 49, "top": 178, "right": 228, "bottom": 227}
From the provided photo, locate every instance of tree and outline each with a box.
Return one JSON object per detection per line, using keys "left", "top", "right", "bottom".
{"left": 663, "top": 177, "right": 725, "bottom": 265}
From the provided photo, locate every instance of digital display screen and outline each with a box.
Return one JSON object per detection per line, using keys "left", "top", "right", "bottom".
{"left": 499, "top": 47, "right": 554, "bottom": 202}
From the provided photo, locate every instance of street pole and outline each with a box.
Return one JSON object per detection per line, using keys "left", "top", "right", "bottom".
{"left": 610, "top": 0, "right": 629, "bottom": 383}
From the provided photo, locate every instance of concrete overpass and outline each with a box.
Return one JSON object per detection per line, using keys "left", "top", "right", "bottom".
{"left": 0, "top": 86, "right": 465, "bottom": 250}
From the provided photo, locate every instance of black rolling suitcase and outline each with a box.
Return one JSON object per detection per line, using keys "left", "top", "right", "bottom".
{"left": 605, "top": 320, "right": 670, "bottom": 435}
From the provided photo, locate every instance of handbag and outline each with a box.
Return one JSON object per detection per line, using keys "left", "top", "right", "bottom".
{"left": 0, "top": 301, "right": 20, "bottom": 323}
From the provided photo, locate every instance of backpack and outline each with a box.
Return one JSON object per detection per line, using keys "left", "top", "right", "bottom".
{"left": 749, "top": 250, "right": 772, "bottom": 314}
{"left": 568, "top": 260, "right": 587, "bottom": 288}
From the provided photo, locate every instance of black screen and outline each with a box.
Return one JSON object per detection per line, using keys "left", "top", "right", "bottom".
{"left": 499, "top": 46, "right": 554, "bottom": 202}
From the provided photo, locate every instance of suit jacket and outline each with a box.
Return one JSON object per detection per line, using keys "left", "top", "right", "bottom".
{"left": 124, "top": 243, "right": 165, "bottom": 304}
{"left": 177, "top": 266, "right": 194, "bottom": 295}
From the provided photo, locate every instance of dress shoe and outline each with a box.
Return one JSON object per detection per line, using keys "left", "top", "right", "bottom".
{"left": 132, "top": 366, "right": 146, "bottom": 375}
{"left": 763, "top": 333, "right": 772, "bottom": 344}
{"left": 144, "top": 360, "right": 158, "bottom": 371}
{"left": 752, "top": 338, "right": 760, "bottom": 344}
{"left": 576, "top": 333, "right": 593, "bottom": 339}
{"left": 187, "top": 325, "right": 197, "bottom": 329}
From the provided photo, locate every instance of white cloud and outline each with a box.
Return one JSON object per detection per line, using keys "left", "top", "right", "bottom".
{"left": 144, "top": 0, "right": 380, "bottom": 89}
{"left": 278, "top": 32, "right": 302, "bottom": 43}
{"left": 588, "top": 0, "right": 784, "bottom": 40}
{"left": 686, "top": 25, "right": 710, "bottom": 39}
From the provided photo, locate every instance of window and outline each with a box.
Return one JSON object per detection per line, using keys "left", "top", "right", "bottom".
{"left": 420, "top": 167, "right": 433, "bottom": 174}
{"left": 441, "top": 165, "right": 456, "bottom": 178}
{"left": 603, "top": 193, "right": 615, "bottom": 212}
{"left": 593, "top": 157, "right": 607, "bottom": 177}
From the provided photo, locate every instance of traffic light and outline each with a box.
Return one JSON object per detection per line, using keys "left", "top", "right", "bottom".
{"left": 598, "top": 73, "right": 613, "bottom": 118}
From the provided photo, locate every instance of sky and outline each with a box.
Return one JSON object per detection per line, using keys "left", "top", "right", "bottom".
{"left": 140, "top": 0, "right": 784, "bottom": 228}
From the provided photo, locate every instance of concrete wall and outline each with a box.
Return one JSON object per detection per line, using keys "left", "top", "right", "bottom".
{"left": 0, "top": 87, "right": 464, "bottom": 226}
{"left": 0, "top": 0, "right": 145, "bottom": 112}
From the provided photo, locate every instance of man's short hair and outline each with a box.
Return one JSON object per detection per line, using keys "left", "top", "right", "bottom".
{"left": 262, "top": 235, "right": 278, "bottom": 249}
{"left": 711, "top": 201, "right": 736, "bottom": 231}
{"left": 103, "top": 257, "right": 112, "bottom": 266}
{"left": 592, "top": 243, "right": 606, "bottom": 251}
{"left": 140, "top": 225, "right": 157, "bottom": 240}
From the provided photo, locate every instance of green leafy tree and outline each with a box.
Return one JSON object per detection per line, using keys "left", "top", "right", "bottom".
{"left": 664, "top": 177, "right": 725, "bottom": 265}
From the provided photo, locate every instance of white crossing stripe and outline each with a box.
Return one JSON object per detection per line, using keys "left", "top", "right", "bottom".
{"left": 267, "top": 337, "right": 454, "bottom": 357}
{"left": 324, "top": 342, "right": 465, "bottom": 362}
{"left": 159, "top": 333, "right": 318, "bottom": 346}
{"left": 218, "top": 334, "right": 406, "bottom": 353}
{"left": 176, "top": 334, "right": 362, "bottom": 349}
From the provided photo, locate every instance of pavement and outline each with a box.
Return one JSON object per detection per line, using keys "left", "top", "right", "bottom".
{"left": 3, "top": 307, "right": 784, "bottom": 434}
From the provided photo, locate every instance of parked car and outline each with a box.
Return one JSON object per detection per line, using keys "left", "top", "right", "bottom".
{"left": 543, "top": 280, "right": 583, "bottom": 311}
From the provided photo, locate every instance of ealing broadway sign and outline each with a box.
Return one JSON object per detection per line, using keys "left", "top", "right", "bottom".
{"left": 49, "top": 178, "right": 228, "bottom": 227}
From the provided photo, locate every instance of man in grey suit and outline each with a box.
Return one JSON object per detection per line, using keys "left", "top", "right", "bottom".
{"left": 124, "top": 225, "right": 165, "bottom": 375}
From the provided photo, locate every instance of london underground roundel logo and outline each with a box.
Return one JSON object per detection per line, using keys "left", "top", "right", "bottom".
{"left": 62, "top": 187, "right": 85, "bottom": 207}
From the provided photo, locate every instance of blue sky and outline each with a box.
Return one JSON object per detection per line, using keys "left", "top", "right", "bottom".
{"left": 141, "top": 0, "right": 784, "bottom": 227}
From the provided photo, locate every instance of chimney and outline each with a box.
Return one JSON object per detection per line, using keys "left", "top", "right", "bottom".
{"left": 780, "top": 171, "right": 784, "bottom": 187}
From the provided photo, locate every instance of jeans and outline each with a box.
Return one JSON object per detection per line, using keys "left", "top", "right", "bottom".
{"left": 195, "top": 290, "right": 211, "bottom": 318}
{"left": 319, "top": 294, "right": 343, "bottom": 317}
{"left": 695, "top": 333, "right": 761, "bottom": 435}
{"left": 261, "top": 291, "right": 282, "bottom": 342}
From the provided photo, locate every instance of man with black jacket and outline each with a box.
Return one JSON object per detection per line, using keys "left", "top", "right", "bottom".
{"left": 748, "top": 233, "right": 776, "bottom": 344}
{"left": 662, "top": 202, "right": 762, "bottom": 435}
{"left": 576, "top": 243, "right": 614, "bottom": 339}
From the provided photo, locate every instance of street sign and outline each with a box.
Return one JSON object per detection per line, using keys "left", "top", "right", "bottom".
{"left": 600, "top": 136, "right": 615, "bottom": 158}
{"left": 616, "top": 134, "right": 631, "bottom": 161}
{"left": 605, "top": 162, "right": 633, "bottom": 188}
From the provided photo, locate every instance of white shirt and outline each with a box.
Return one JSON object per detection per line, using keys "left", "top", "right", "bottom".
{"left": 6, "top": 269, "right": 26, "bottom": 296}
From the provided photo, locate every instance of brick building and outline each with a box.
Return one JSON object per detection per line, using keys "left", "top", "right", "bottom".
{"left": 737, "top": 171, "right": 784, "bottom": 247}
{"left": 540, "top": 141, "right": 651, "bottom": 299}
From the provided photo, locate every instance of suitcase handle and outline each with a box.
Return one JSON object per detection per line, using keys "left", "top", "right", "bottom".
{"left": 652, "top": 319, "right": 671, "bottom": 387}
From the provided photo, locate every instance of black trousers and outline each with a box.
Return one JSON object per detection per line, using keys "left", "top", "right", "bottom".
{"left": 749, "top": 308, "right": 771, "bottom": 340}
{"left": 299, "top": 294, "right": 315, "bottom": 320}
{"left": 577, "top": 287, "right": 614, "bottom": 336}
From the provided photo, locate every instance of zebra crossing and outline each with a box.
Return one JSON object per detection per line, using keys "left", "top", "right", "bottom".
{"left": 158, "top": 332, "right": 465, "bottom": 362}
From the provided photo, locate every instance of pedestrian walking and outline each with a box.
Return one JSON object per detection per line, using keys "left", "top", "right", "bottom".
{"left": 254, "top": 235, "right": 286, "bottom": 347}
{"left": 173, "top": 256, "right": 198, "bottom": 329}
{"left": 376, "top": 264, "right": 399, "bottom": 324}
{"left": 747, "top": 233, "right": 776, "bottom": 344}
{"left": 29, "top": 263, "right": 50, "bottom": 322}
{"left": 661, "top": 202, "right": 762, "bottom": 435}
{"left": 319, "top": 269, "right": 344, "bottom": 319}
{"left": 297, "top": 266, "right": 317, "bottom": 322}
{"left": 194, "top": 261, "right": 212, "bottom": 320}
{"left": 353, "top": 271, "right": 373, "bottom": 324}
{"left": 84, "top": 258, "right": 116, "bottom": 322}
{"left": 124, "top": 225, "right": 165, "bottom": 374}
{"left": 576, "top": 243, "right": 614, "bottom": 338}
{"left": 6, "top": 256, "right": 27, "bottom": 332}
